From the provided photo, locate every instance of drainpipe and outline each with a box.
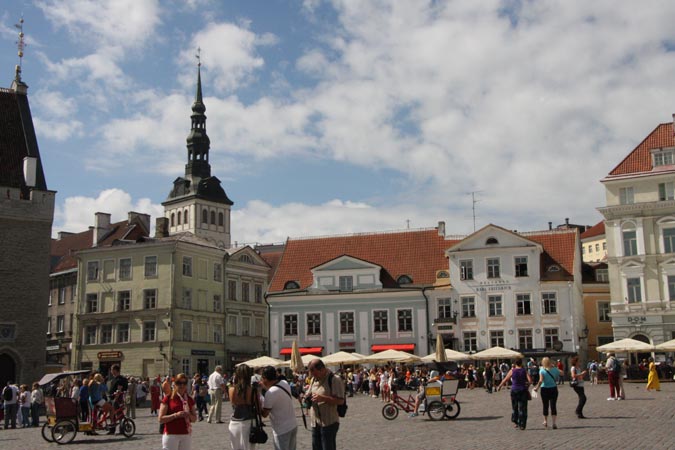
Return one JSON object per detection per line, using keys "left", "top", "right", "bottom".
{"left": 422, "top": 286, "right": 432, "bottom": 355}
{"left": 263, "top": 293, "right": 271, "bottom": 356}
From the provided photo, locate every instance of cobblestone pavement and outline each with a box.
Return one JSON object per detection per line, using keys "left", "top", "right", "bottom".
{"left": 3, "top": 382, "right": 675, "bottom": 450}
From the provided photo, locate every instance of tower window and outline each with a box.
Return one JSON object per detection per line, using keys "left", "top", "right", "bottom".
{"left": 202, "top": 209, "right": 208, "bottom": 224}
{"left": 219, "top": 212, "right": 224, "bottom": 226}
{"left": 184, "top": 209, "right": 189, "bottom": 226}
{"left": 177, "top": 211, "right": 182, "bottom": 225}
{"left": 211, "top": 211, "right": 216, "bottom": 225}
{"left": 171, "top": 213, "right": 175, "bottom": 227}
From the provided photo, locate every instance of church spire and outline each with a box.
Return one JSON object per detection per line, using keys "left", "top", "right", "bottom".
{"left": 185, "top": 47, "right": 210, "bottom": 179}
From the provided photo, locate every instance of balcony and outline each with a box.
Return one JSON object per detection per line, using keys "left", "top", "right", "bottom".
{"left": 434, "top": 316, "right": 456, "bottom": 325}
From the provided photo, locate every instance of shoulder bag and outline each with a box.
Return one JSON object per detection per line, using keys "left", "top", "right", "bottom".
{"left": 249, "top": 389, "right": 268, "bottom": 444}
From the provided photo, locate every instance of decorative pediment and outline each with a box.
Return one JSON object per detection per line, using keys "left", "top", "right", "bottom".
{"left": 446, "top": 224, "right": 542, "bottom": 254}
{"left": 311, "top": 255, "right": 381, "bottom": 272}
{"left": 228, "top": 246, "right": 269, "bottom": 267}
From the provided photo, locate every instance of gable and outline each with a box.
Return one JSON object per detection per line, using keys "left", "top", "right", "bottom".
{"left": 312, "top": 255, "right": 381, "bottom": 272}
{"left": 607, "top": 123, "right": 675, "bottom": 177}
{"left": 446, "top": 224, "right": 541, "bottom": 253}
{"left": 228, "top": 246, "right": 270, "bottom": 268}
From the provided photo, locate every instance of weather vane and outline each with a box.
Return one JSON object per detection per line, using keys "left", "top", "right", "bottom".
{"left": 196, "top": 47, "right": 201, "bottom": 67}
{"left": 14, "top": 15, "right": 25, "bottom": 81}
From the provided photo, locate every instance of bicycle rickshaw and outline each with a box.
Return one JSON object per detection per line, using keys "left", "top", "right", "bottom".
{"left": 382, "top": 378, "right": 461, "bottom": 421}
{"left": 38, "top": 370, "right": 136, "bottom": 444}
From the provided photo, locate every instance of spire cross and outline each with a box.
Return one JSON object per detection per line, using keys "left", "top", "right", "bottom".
{"left": 196, "top": 47, "right": 201, "bottom": 67}
{"left": 14, "top": 16, "right": 25, "bottom": 81}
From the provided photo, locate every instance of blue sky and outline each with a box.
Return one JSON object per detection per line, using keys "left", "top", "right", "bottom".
{"left": 2, "top": 1, "right": 675, "bottom": 244}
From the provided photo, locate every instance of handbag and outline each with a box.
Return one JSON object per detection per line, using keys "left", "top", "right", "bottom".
{"left": 569, "top": 379, "right": 578, "bottom": 387}
{"left": 525, "top": 389, "right": 532, "bottom": 401}
{"left": 249, "top": 391, "right": 268, "bottom": 444}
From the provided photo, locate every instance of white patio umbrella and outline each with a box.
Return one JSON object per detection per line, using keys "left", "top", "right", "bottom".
{"left": 236, "top": 356, "right": 285, "bottom": 368}
{"left": 421, "top": 348, "right": 472, "bottom": 362}
{"left": 281, "top": 354, "right": 321, "bottom": 368}
{"left": 321, "top": 351, "right": 366, "bottom": 366}
{"left": 363, "top": 349, "right": 421, "bottom": 364}
{"left": 435, "top": 334, "right": 448, "bottom": 363}
{"left": 472, "top": 346, "right": 524, "bottom": 361}
{"left": 597, "top": 338, "right": 654, "bottom": 352}
{"left": 289, "top": 340, "right": 304, "bottom": 373}
{"left": 655, "top": 338, "right": 675, "bottom": 351}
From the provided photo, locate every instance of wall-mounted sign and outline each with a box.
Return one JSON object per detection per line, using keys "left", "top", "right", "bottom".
{"left": 339, "top": 342, "right": 355, "bottom": 348}
{"left": 191, "top": 350, "right": 216, "bottom": 356}
{"left": 470, "top": 280, "right": 513, "bottom": 292}
{"left": 97, "top": 351, "right": 123, "bottom": 360}
{"left": 627, "top": 316, "right": 647, "bottom": 324}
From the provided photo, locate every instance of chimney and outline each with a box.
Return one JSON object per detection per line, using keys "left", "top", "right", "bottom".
{"left": 438, "top": 221, "right": 446, "bottom": 237}
{"left": 128, "top": 211, "right": 151, "bottom": 235}
{"left": 57, "top": 231, "right": 74, "bottom": 240}
{"left": 23, "top": 156, "right": 37, "bottom": 188}
{"left": 548, "top": 222, "right": 552, "bottom": 231}
{"left": 93, "top": 212, "right": 111, "bottom": 246}
{"left": 565, "top": 218, "right": 570, "bottom": 226}
{"left": 155, "top": 217, "right": 169, "bottom": 238}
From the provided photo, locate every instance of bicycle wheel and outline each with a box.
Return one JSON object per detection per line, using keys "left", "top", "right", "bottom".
{"left": 120, "top": 418, "right": 136, "bottom": 438}
{"left": 52, "top": 419, "right": 77, "bottom": 445}
{"left": 427, "top": 401, "right": 445, "bottom": 421}
{"left": 41, "top": 423, "right": 53, "bottom": 442}
{"left": 382, "top": 403, "right": 399, "bottom": 420}
{"left": 444, "top": 400, "right": 461, "bottom": 419}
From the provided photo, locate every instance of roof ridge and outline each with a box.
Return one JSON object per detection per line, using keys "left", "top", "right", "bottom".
{"left": 289, "top": 227, "right": 440, "bottom": 241}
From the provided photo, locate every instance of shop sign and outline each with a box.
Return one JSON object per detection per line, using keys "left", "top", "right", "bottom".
{"left": 191, "top": 350, "right": 216, "bottom": 356}
{"left": 46, "top": 345, "right": 61, "bottom": 351}
{"left": 97, "top": 351, "right": 123, "bottom": 360}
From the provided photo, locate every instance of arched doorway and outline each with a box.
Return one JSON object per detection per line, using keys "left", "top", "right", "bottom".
{"left": 631, "top": 333, "right": 652, "bottom": 364}
{"left": 0, "top": 353, "right": 16, "bottom": 388}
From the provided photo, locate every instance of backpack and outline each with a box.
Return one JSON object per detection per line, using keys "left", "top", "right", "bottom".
{"left": 327, "top": 373, "right": 347, "bottom": 417}
{"left": 590, "top": 362, "right": 598, "bottom": 371}
{"left": 613, "top": 358, "right": 622, "bottom": 373}
{"left": 3, "top": 387, "right": 12, "bottom": 401}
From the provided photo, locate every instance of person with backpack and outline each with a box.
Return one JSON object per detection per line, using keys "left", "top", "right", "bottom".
{"left": 261, "top": 366, "right": 298, "bottom": 450}
{"left": 305, "top": 359, "right": 345, "bottom": 450}
{"left": 605, "top": 353, "right": 621, "bottom": 400}
{"left": 3, "top": 381, "right": 19, "bottom": 429}
{"left": 588, "top": 361, "right": 598, "bottom": 385}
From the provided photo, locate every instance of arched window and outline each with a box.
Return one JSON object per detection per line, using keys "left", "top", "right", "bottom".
{"left": 184, "top": 209, "right": 189, "bottom": 226}
{"left": 218, "top": 212, "right": 224, "bottom": 226}
{"left": 486, "top": 237, "right": 499, "bottom": 245}
{"left": 202, "top": 209, "right": 208, "bottom": 224}
{"left": 211, "top": 211, "right": 216, "bottom": 225}
{"left": 547, "top": 265, "right": 560, "bottom": 272}
{"left": 284, "top": 281, "right": 300, "bottom": 290}
{"left": 621, "top": 222, "right": 637, "bottom": 256}
{"left": 177, "top": 211, "right": 182, "bottom": 225}
{"left": 170, "top": 213, "right": 175, "bottom": 227}
{"left": 397, "top": 275, "right": 413, "bottom": 285}
{"left": 240, "top": 255, "right": 253, "bottom": 264}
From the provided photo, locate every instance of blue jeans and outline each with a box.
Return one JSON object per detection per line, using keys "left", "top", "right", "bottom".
{"left": 21, "top": 406, "right": 30, "bottom": 427}
{"left": 31, "top": 403, "right": 40, "bottom": 426}
{"left": 4, "top": 403, "right": 17, "bottom": 429}
{"left": 510, "top": 390, "right": 528, "bottom": 429}
{"left": 311, "top": 422, "right": 339, "bottom": 450}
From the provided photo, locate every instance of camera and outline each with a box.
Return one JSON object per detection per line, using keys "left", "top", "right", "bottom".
{"left": 302, "top": 394, "right": 312, "bottom": 408}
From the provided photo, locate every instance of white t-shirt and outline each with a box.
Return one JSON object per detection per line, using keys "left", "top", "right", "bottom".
{"left": 208, "top": 371, "right": 224, "bottom": 390}
{"left": 262, "top": 380, "right": 297, "bottom": 436}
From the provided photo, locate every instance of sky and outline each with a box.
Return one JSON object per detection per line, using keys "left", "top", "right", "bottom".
{"left": 2, "top": 0, "right": 675, "bottom": 245}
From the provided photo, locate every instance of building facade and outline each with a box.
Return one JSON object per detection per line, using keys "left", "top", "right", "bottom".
{"left": 581, "top": 221, "right": 607, "bottom": 263}
{"left": 0, "top": 69, "right": 55, "bottom": 386}
{"left": 599, "top": 117, "right": 675, "bottom": 346}
{"left": 582, "top": 263, "right": 612, "bottom": 361}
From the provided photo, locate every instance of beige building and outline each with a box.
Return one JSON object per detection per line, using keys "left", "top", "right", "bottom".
{"left": 581, "top": 221, "right": 607, "bottom": 264}
{"left": 582, "top": 263, "right": 612, "bottom": 361}
{"left": 599, "top": 116, "right": 675, "bottom": 347}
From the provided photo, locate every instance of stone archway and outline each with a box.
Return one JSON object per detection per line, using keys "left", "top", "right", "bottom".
{"left": 0, "top": 353, "right": 16, "bottom": 387}
{"left": 631, "top": 333, "right": 652, "bottom": 364}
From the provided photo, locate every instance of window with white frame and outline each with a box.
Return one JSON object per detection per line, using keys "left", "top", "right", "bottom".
{"left": 461, "top": 296, "right": 476, "bottom": 318}
{"left": 117, "top": 323, "right": 129, "bottom": 343}
{"left": 339, "top": 276, "right": 353, "bottom": 292}
{"left": 101, "top": 324, "right": 113, "bottom": 344}
{"left": 119, "top": 258, "right": 132, "bottom": 280}
{"left": 460, "top": 260, "right": 474, "bottom": 280}
{"left": 623, "top": 229, "right": 638, "bottom": 256}
{"left": 619, "top": 187, "right": 634, "bottom": 205}
{"left": 213, "top": 262, "right": 222, "bottom": 282}
{"left": 487, "top": 258, "right": 500, "bottom": 278}
{"left": 596, "top": 268, "right": 609, "bottom": 282}
{"left": 242, "top": 316, "right": 251, "bottom": 336}
{"left": 542, "top": 292, "right": 557, "bottom": 314}
{"left": 183, "top": 257, "right": 193, "bottom": 277}
{"left": 283, "top": 314, "right": 297, "bottom": 336}
{"left": 213, "top": 324, "right": 223, "bottom": 343}
{"left": 668, "top": 275, "right": 675, "bottom": 301}
{"left": 144, "top": 256, "right": 158, "bottom": 277}
{"left": 306, "top": 313, "right": 320, "bottom": 336}
{"left": 86, "top": 293, "right": 98, "bottom": 313}
{"left": 183, "top": 288, "right": 192, "bottom": 309}
{"left": 544, "top": 328, "right": 559, "bottom": 349}
{"left": 490, "top": 330, "right": 504, "bottom": 348}
{"left": 57, "top": 315, "right": 65, "bottom": 333}
{"left": 373, "top": 310, "right": 388, "bottom": 333}
{"left": 463, "top": 331, "right": 477, "bottom": 352}
{"left": 598, "top": 302, "right": 611, "bottom": 321}
{"left": 242, "top": 282, "right": 250, "bottom": 302}
{"left": 516, "top": 293, "right": 532, "bottom": 315}
{"left": 182, "top": 321, "right": 192, "bottom": 341}
{"left": 84, "top": 325, "right": 97, "bottom": 345}
{"left": 488, "top": 295, "right": 502, "bottom": 316}
{"left": 143, "top": 321, "right": 156, "bottom": 341}
{"left": 397, "top": 309, "right": 413, "bottom": 332}
{"left": 437, "top": 298, "right": 452, "bottom": 319}
{"left": 627, "top": 277, "right": 642, "bottom": 303}
{"left": 340, "top": 312, "right": 354, "bottom": 334}
{"left": 118, "top": 290, "right": 131, "bottom": 311}
{"left": 58, "top": 287, "right": 65, "bottom": 304}
{"left": 514, "top": 256, "right": 528, "bottom": 277}
{"left": 254, "top": 284, "right": 263, "bottom": 303}
{"left": 87, "top": 261, "right": 99, "bottom": 282}
{"left": 518, "top": 328, "right": 533, "bottom": 349}
{"left": 664, "top": 228, "right": 675, "bottom": 253}
{"left": 143, "top": 289, "right": 157, "bottom": 309}
{"left": 654, "top": 150, "right": 674, "bottom": 167}
{"left": 213, "top": 294, "right": 222, "bottom": 312}
{"left": 182, "top": 358, "right": 191, "bottom": 375}
{"left": 228, "top": 315, "right": 238, "bottom": 336}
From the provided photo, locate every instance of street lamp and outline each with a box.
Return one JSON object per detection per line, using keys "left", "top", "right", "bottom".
{"left": 578, "top": 326, "right": 589, "bottom": 341}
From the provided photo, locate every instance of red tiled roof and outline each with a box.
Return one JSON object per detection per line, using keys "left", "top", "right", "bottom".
{"left": 259, "top": 251, "right": 283, "bottom": 277}
{"left": 525, "top": 230, "right": 577, "bottom": 280}
{"left": 269, "top": 229, "right": 455, "bottom": 292}
{"left": 608, "top": 123, "right": 675, "bottom": 176}
{"left": 580, "top": 221, "right": 605, "bottom": 240}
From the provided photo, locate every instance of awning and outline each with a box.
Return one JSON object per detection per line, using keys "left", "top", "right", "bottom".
{"left": 371, "top": 344, "right": 415, "bottom": 352}
{"left": 279, "top": 346, "right": 323, "bottom": 355}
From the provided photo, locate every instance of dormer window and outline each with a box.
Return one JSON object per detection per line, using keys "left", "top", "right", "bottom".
{"left": 486, "top": 237, "right": 499, "bottom": 245}
{"left": 547, "top": 265, "right": 560, "bottom": 272}
{"left": 397, "top": 275, "right": 413, "bottom": 285}
{"left": 240, "top": 255, "right": 253, "bottom": 264}
{"left": 653, "top": 149, "right": 675, "bottom": 167}
{"left": 284, "top": 281, "right": 300, "bottom": 290}
{"left": 339, "top": 276, "right": 353, "bottom": 292}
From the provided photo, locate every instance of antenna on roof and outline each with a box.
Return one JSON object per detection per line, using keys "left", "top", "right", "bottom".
{"left": 14, "top": 15, "right": 25, "bottom": 82}
{"left": 469, "top": 191, "right": 483, "bottom": 232}
{"left": 406, "top": 219, "right": 410, "bottom": 229}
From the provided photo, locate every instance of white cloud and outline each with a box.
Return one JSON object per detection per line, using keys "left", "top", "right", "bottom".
{"left": 54, "top": 189, "right": 163, "bottom": 236}
{"left": 33, "top": 117, "right": 83, "bottom": 142}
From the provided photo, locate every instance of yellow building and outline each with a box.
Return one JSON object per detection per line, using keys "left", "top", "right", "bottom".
{"left": 580, "top": 221, "right": 607, "bottom": 263}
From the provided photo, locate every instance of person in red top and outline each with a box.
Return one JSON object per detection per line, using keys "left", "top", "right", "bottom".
{"left": 151, "top": 378, "right": 161, "bottom": 416}
{"left": 556, "top": 360, "right": 565, "bottom": 385}
{"left": 158, "top": 373, "right": 197, "bottom": 450}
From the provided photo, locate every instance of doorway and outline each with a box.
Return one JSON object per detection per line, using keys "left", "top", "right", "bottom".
{"left": 197, "top": 359, "right": 209, "bottom": 377}
{"left": 632, "top": 333, "right": 652, "bottom": 364}
{"left": 0, "top": 353, "right": 16, "bottom": 387}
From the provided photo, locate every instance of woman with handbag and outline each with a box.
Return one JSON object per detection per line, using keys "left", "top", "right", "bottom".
{"left": 228, "top": 364, "right": 258, "bottom": 450}
{"left": 158, "top": 373, "right": 197, "bottom": 450}
{"left": 569, "top": 356, "right": 587, "bottom": 419}
{"left": 532, "top": 357, "right": 560, "bottom": 429}
{"left": 497, "top": 358, "right": 532, "bottom": 430}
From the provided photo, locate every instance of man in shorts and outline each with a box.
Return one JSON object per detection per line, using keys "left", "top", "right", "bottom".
{"left": 409, "top": 370, "right": 439, "bottom": 417}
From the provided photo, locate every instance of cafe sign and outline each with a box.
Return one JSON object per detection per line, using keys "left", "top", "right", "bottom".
{"left": 97, "top": 351, "right": 123, "bottom": 360}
